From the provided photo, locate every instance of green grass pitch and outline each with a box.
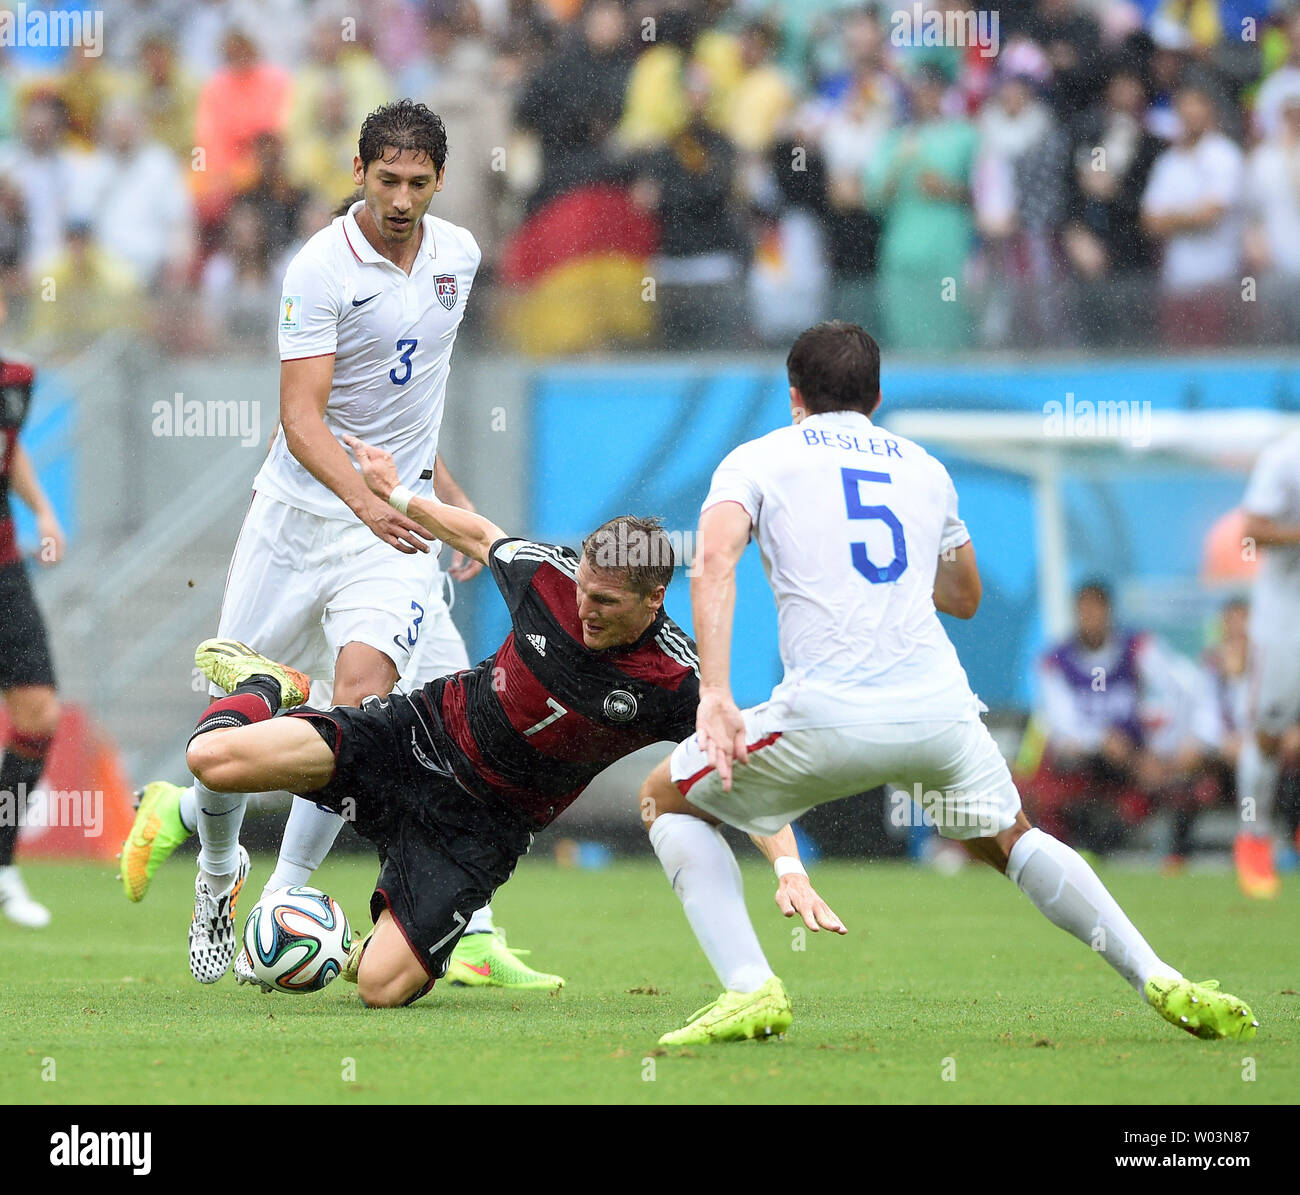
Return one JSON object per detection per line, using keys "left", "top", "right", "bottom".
{"left": 1, "top": 854, "right": 1296, "bottom": 1104}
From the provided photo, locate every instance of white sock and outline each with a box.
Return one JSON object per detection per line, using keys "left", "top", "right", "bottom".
{"left": 1007, "top": 827, "right": 1180, "bottom": 998}
{"left": 178, "top": 785, "right": 197, "bottom": 833}
{"left": 1236, "top": 736, "right": 1279, "bottom": 835}
{"left": 264, "top": 798, "right": 345, "bottom": 894}
{"left": 465, "top": 903, "right": 495, "bottom": 935}
{"left": 649, "top": 812, "right": 773, "bottom": 994}
{"left": 194, "top": 778, "right": 245, "bottom": 887}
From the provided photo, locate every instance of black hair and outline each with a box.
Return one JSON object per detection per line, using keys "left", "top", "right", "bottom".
{"left": 786, "top": 321, "right": 882, "bottom": 416}
{"left": 1076, "top": 579, "right": 1112, "bottom": 605}
{"left": 357, "top": 99, "right": 448, "bottom": 175}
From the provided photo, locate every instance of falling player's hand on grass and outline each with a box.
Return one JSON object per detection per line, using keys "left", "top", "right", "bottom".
{"left": 775, "top": 874, "right": 847, "bottom": 935}
{"left": 696, "top": 686, "right": 747, "bottom": 791}
{"left": 343, "top": 434, "right": 431, "bottom": 555}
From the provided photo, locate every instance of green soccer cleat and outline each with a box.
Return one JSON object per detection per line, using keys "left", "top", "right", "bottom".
{"left": 194, "top": 639, "right": 311, "bottom": 708}
{"left": 119, "top": 781, "right": 192, "bottom": 902}
{"left": 658, "top": 976, "right": 793, "bottom": 1046}
{"left": 445, "top": 928, "right": 565, "bottom": 991}
{"left": 1145, "top": 976, "right": 1258, "bottom": 1041}
{"left": 342, "top": 928, "right": 374, "bottom": 985}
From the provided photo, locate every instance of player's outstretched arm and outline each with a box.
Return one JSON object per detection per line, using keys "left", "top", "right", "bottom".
{"left": 749, "top": 826, "right": 847, "bottom": 934}
{"left": 280, "top": 355, "right": 431, "bottom": 555}
{"left": 691, "top": 501, "right": 753, "bottom": 789}
{"left": 933, "top": 540, "right": 981, "bottom": 618}
{"left": 345, "top": 435, "right": 506, "bottom": 567}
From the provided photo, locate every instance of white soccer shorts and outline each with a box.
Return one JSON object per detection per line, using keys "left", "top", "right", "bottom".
{"left": 214, "top": 491, "right": 453, "bottom": 702}
{"left": 670, "top": 702, "right": 1022, "bottom": 841}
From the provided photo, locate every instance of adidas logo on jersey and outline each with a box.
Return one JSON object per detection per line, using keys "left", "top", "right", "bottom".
{"left": 527, "top": 634, "right": 547, "bottom": 656}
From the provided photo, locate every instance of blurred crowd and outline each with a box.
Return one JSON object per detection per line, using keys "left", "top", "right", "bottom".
{"left": 1018, "top": 582, "right": 1300, "bottom": 868}
{"left": 3, "top": 0, "right": 1300, "bottom": 356}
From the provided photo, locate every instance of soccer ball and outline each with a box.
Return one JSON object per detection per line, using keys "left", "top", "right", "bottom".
{"left": 242, "top": 885, "right": 352, "bottom": 993}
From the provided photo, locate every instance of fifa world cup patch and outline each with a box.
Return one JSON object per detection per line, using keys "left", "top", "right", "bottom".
{"left": 434, "top": 274, "right": 458, "bottom": 310}
{"left": 279, "top": 295, "right": 302, "bottom": 332}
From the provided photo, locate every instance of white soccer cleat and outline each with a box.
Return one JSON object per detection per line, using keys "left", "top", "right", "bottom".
{"left": 189, "top": 846, "right": 250, "bottom": 983}
{"left": 0, "top": 866, "right": 51, "bottom": 928}
{"left": 233, "top": 944, "right": 274, "bottom": 992}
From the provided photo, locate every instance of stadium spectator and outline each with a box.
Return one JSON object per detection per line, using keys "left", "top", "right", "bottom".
{"left": 284, "top": 18, "right": 389, "bottom": 206}
{"left": 191, "top": 29, "right": 291, "bottom": 229}
{"left": 0, "top": 95, "right": 105, "bottom": 275}
{"left": 1244, "top": 84, "right": 1300, "bottom": 344}
{"left": 973, "top": 65, "right": 1071, "bottom": 347}
{"left": 514, "top": 0, "right": 632, "bottom": 212}
{"left": 28, "top": 220, "right": 142, "bottom": 350}
{"left": 864, "top": 64, "right": 977, "bottom": 352}
{"left": 239, "top": 133, "right": 308, "bottom": 263}
{"left": 1026, "top": 0, "right": 1106, "bottom": 118}
{"left": 747, "top": 136, "right": 831, "bottom": 344}
{"left": 0, "top": 178, "right": 25, "bottom": 302}
{"left": 1135, "top": 634, "right": 1225, "bottom": 872}
{"left": 631, "top": 67, "right": 747, "bottom": 350}
{"left": 1204, "top": 596, "right": 1251, "bottom": 776}
{"left": 1141, "top": 83, "right": 1244, "bottom": 348}
{"left": 1252, "top": 7, "right": 1300, "bottom": 140}
{"left": 91, "top": 97, "right": 194, "bottom": 287}
{"left": 805, "top": 8, "right": 900, "bottom": 326}
{"left": 1062, "top": 64, "right": 1162, "bottom": 347}
{"left": 133, "top": 33, "right": 200, "bottom": 159}
{"left": 408, "top": 9, "right": 513, "bottom": 264}
{"left": 720, "top": 20, "right": 796, "bottom": 156}
{"left": 1023, "top": 581, "right": 1154, "bottom": 855}
{"left": 199, "top": 199, "right": 278, "bottom": 353}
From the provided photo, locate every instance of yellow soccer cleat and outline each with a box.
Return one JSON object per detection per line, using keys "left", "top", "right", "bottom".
{"left": 120, "top": 781, "right": 191, "bottom": 902}
{"left": 194, "top": 639, "right": 311, "bottom": 708}
{"left": 1146, "top": 976, "right": 1258, "bottom": 1041}
{"left": 658, "top": 976, "right": 792, "bottom": 1045}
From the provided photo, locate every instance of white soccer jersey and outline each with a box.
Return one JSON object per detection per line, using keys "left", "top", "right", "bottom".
{"left": 255, "top": 200, "right": 481, "bottom": 520}
{"left": 1241, "top": 429, "right": 1300, "bottom": 641}
{"left": 703, "top": 409, "right": 981, "bottom": 727}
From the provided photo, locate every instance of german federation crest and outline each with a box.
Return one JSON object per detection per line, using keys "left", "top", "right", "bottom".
{"left": 435, "top": 274, "right": 458, "bottom": 310}
{"left": 603, "top": 689, "right": 638, "bottom": 723}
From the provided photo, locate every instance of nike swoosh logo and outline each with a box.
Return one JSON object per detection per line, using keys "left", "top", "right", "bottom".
{"left": 199, "top": 807, "right": 236, "bottom": 817}
{"left": 351, "top": 293, "right": 380, "bottom": 307}
{"left": 461, "top": 962, "right": 491, "bottom": 977}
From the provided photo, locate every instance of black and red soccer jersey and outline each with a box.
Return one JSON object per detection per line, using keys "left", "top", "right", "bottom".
{"left": 0, "top": 359, "right": 35, "bottom": 567}
{"left": 420, "top": 537, "right": 700, "bottom": 825}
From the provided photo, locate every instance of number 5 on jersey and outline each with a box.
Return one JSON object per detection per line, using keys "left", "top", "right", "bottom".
{"left": 390, "top": 338, "right": 419, "bottom": 385}
{"left": 841, "top": 466, "right": 908, "bottom": 584}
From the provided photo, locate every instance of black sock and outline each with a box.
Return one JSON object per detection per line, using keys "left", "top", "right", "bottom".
{"left": 187, "top": 676, "right": 283, "bottom": 746}
{"left": 0, "top": 737, "right": 51, "bottom": 868}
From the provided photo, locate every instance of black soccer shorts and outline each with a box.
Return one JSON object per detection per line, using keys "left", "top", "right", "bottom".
{"left": 0, "top": 561, "right": 56, "bottom": 690}
{"left": 287, "top": 693, "right": 535, "bottom": 994}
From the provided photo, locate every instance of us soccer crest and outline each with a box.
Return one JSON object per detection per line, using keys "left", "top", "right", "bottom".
{"left": 434, "top": 274, "right": 458, "bottom": 310}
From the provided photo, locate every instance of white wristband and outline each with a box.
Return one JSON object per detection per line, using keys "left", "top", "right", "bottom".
{"left": 774, "top": 856, "right": 807, "bottom": 879}
{"left": 389, "top": 485, "right": 414, "bottom": 515}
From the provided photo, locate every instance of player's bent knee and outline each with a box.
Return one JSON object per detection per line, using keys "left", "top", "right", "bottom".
{"left": 639, "top": 757, "right": 685, "bottom": 829}
{"left": 186, "top": 736, "right": 239, "bottom": 792}
{"left": 356, "top": 961, "right": 428, "bottom": 1009}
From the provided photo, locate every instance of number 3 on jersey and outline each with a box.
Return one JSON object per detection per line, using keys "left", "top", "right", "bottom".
{"left": 841, "top": 466, "right": 908, "bottom": 584}
{"left": 390, "top": 338, "right": 418, "bottom": 385}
